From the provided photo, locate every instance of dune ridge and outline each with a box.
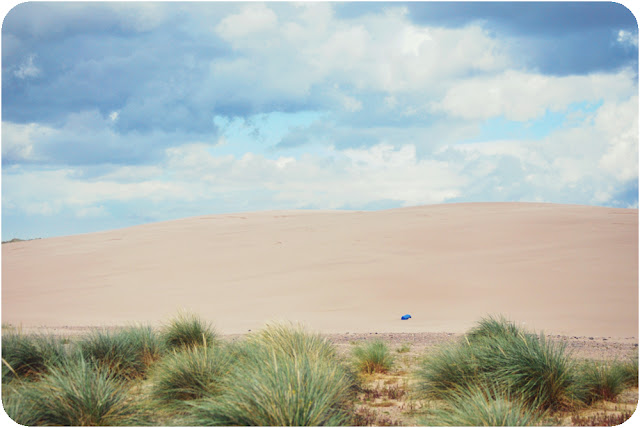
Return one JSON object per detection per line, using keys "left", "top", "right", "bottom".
{"left": 2, "top": 202, "right": 637, "bottom": 337}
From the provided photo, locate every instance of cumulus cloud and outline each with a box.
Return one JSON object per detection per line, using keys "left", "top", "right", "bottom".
{"left": 433, "top": 68, "right": 636, "bottom": 121}
{"left": 1, "top": 2, "right": 637, "bottom": 238}
{"left": 215, "top": 3, "right": 278, "bottom": 40}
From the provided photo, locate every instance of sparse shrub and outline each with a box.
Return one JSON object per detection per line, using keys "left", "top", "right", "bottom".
{"left": 150, "top": 344, "right": 232, "bottom": 403}
{"left": 188, "top": 324, "right": 355, "bottom": 426}
{"left": 352, "top": 406, "right": 378, "bottom": 426}
{"left": 353, "top": 340, "right": 394, "bottom": 374}
{"left": 571, "top": 411, "right": 634, "bottom": 426}
{"left": 14, "top": 357, "right": 145, "bottom": 426}
{"left": 2, "top": 332, "right": 66, "bottom": 381}
{"left": 385, "top": 383, "right": 407, "bottom": 400}
{"left": 78, "top": 325, "right": 163, "bottom": 380}
{"left": 422, "top": 385, "right": 545, "bottom": 426}
{"left": 161, "top": 312, "right": 217, "bottom": 350}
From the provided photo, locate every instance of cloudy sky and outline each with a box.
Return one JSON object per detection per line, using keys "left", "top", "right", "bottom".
{"left": 2, "top": 1, "right": 638, "bottom": 240}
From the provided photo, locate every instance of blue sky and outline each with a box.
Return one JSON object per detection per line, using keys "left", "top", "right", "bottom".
{"left": 2, "top": 1, "right": 638, "bottom": 240}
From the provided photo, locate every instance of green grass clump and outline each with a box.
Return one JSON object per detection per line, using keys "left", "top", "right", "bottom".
{"left": 150, "top": 344, "right": 232, "bottom": 403}
{"left": 2, "top": 332, "right": 66, "bottom": 381}
{"left": 188, "top": 324, "right": 356, "bottom": 426}
{"left": 13, "top": 358, "right": 145, "bottom": 426}
{"left": 415, "top": 342, "right": 482, "bottom": 400}
{"left": 247, "top": 322, "right": 338, "bottom": 360}
{"left": 161, "top": 312, "right": 217, "bottom": 350}
{"left": 77, "top": 325, "right": 163, "bottom": 380}
{"left": 616, "top": 357, "right": 638, "bottom": 387}
{"left": 416, "top": 316, "right": 580, "bottom": 411}
{"left": 422, "top": 385, "right": 545, "bottom": 426}
{"left": 352, "top": 340, "right": 395, "bottom": 374}
{"left": 466, "top": 315, "right": 524, "bottom": 343}
{"left": 2, "top": 384, "right": 42, "bottom": 426}
{"left": 577, "top": 360, "right": 633, "bottom": 403}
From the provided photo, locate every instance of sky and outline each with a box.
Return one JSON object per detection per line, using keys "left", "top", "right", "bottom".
{"left": 1, "top": 1, "right": 639, "bottom": 240}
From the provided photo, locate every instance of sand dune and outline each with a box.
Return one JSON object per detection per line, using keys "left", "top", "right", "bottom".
{"left": 2, "top": 203, "right": 638, "bottom": 338}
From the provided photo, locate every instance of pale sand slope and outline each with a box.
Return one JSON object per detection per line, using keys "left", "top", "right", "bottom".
{"left": 2, "top": 203, "right": 638, "bottom": 338}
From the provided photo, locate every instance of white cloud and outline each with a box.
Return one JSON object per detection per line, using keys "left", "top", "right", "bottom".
{"left": 215, "top": 3, "right": 278, "bottom": 41}
{"left": 204, "top": 5, "right": 511, "bottom": 110}
{"left": 617, "top": 29, "right": 638, "bottom": 48}
{"left": 14, "top": 54, "right": 41, "bottom": 79}
{"left": 438, "top": 94, "right": 638, "bottom": 205}
{"left": 597, "top": 96, "right": 639, "bottom": 181}
{"left": 433, "top": 68, "right": 636, "bottom": 121}
{"left": 1, "top": 121, "right": 57, "bottom": 162}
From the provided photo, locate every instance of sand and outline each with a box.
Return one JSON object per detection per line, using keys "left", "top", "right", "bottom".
{"left": 2, "top": 202, "right": 638, "bottom": 338}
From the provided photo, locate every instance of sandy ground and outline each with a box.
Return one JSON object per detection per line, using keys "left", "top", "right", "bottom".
{"left": 2, "top": 202, "right": 638, "bottom": 339}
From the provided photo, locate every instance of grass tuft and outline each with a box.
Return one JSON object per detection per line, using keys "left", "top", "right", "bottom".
{"left": 466, "top": 315, "right": 524, "bottom": 343}
{"left": 150, "top": 344, "right": 232, "bottom": 403}
{"left": 77, "top": 325, "right": 163, "bottom": 380}
{"left": 161, "top": 312, "right": 217, "bottom": 350}
{"left": 616, "top": 357, "right": 638, "bottom": 387}
{"left": 247, "top": 322, "right": 337, "bottom": 361}
{"left": 2, "top": 332, "right": 66, "bottom": 381}
{"left": 2, "top": 383, "right": 42, "bottom": 426}
{"left": 576, "top": 360, "right": 632, "bottom": 403}
{"left": 352, "top": 340, "right": 394, "bottom": 374}
{"left": 13, "top": 357, "right": 145, "bottom": 426}
{"left": 416, "top": 316, "right": 580, "bottom": 411}
{"left": 422, "top": 385, "right": 546, "bottom": 426}
{"left": 188, "top": 324, "right": 356, "bottom": 426}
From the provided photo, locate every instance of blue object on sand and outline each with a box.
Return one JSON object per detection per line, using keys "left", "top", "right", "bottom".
{"left": 401, "top": 314, "right": 412, "bottom": 320}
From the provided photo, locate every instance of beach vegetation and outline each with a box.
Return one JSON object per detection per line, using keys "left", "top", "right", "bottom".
{"left": 1, "top": 313, "right": 636, "bottom": 427}
{"left": 150, "top": 344, "right": 232, "bottom": 403}
{"left": 2, "top": 332, "right": 66, "bottom": 381}
{"left": 161, "top": 311, "right": 217, "bottom": 350}
{"left": 352, "top": 340, "right": 395, "bottom": 374}
{"left": 421, "top": 385, "right": 546, "bottom": 426}
{"left": 576, "top": 360, "right": 635, "bottom": 403}
{"left": 416, "top": 316, "right": 580, "bottom": 411}
{"left": 396, "top": 343, "right": 411, "bottom": 353}
{"left": 77, "top": 325, "right": 163, "bottom": 380}
{"left": 188, "top": 324, "right": 356, "bottom": 426}
{"left": 9, "top": 357, "right": 145, "bottom": 426}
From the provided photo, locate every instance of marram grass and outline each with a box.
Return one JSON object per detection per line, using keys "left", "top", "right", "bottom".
{"left": 77, "top": 325, "right": 163, "bottom": 380}
{"left": 416, "top": 316, "right": 582, "bottom": 411}
{"left": 161, "top": 311, "right": 217, "bottom": 350}
{"left": 2, "top": 383, "right": 42, "bottom": 426}
{"left": 246, "top": 322, "right": 338, "bottom": 361}
{"left": 577, "top": 360, "right": 634, "bottom": 403}
{"left": 150, "top": 344, "right": 232, "bottom": 403}
{"left": 2, "top": 332, "right": 66, "bottom": 381}
{"left": 188, "top": 325, "right": 356, "bottom": 426}
{"left": 352, "top": 340, "right": 395, "bottom": 374}
{"left": 421, "top": 385, "right": 546, "bottom": 426}
{"left": 11, "top": 357, "right": 146, "bottom": 426}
